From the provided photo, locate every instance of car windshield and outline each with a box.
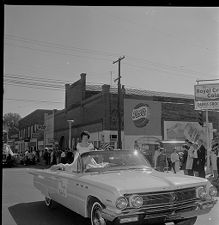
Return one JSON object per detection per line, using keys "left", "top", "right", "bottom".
{"left": 80, "top": 150, "right": 151, "bottom": 173}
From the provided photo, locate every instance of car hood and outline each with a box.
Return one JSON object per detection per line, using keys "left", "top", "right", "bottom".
{"left": 82, "top": 169, "right": 207, "bottom": 194}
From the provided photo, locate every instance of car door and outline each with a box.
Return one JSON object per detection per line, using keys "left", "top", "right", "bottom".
{"left": 64, "top": 155, "right": 89, "bottom": 217}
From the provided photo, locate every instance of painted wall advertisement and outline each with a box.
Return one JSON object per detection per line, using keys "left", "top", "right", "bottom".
{"left": 124, "top": 99, "right": 162, "bottom": 149}
{"left": 164, "top": 121, "right": 213, "bottom": 148}
{"left": 194, "top": 83, "right": 219, "bottom": 110}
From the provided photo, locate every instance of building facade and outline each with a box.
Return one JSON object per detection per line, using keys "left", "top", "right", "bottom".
{"left": 18, "top": 109, "right": 53, "bottom": 154}
{"left": 54, "top": 73, "right": 122, "bottom": 150}
{"left": 44, "top": 109, "right": 59, "bottom": 149}
{"left": 53, "top": 73, "right": 219, "bottom": 153}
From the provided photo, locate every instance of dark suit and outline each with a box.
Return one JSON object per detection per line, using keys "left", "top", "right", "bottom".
{"left": 197, "top": 145, "right": 207, "bottom": 178}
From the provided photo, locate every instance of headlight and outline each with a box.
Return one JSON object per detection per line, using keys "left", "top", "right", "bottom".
{"left": 197, "top": 186, "right": 207, "bottom": 200}
{"left": 129, "top": 195, "right": 143, "bottom": 208}
{"left": 116, "top": 197, "right": 128, "bottom": 210}
{"left": 209, "top": 186, "right": 217, "bottom": 197}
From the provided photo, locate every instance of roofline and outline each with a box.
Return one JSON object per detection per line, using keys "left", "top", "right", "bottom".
{"left": 86, "top": 84, "right": 194, "bottom": 100}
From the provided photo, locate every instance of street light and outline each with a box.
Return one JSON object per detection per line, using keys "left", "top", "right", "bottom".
{"left": 67, "top": 120, "right": 74, "bottom": 150}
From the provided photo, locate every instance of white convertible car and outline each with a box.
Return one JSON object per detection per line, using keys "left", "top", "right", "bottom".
{"left": 29, "top": 150, "right": 217, "bottom": 225}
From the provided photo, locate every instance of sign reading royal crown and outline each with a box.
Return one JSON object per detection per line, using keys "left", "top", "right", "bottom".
{"left": 194, "top": 83, "right": 219, "bottom": 110}
{"left": 132, "top": 103, "right": 150, "bottom": 127}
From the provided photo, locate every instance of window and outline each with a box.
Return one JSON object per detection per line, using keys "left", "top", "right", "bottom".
{"left": 110, "top": 134, "right": 117, "bottom": 140}
{"left": 28, "top": 127, "right": 30, "bottom": 137}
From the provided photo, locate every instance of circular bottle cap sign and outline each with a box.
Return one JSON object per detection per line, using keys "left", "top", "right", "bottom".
{"left": 132, "top": 103, "right": 150, "bottom": 128}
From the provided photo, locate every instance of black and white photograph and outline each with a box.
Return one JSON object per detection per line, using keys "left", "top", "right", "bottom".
{"left": 3, "top": 5, "right": 219, "bottom": 225}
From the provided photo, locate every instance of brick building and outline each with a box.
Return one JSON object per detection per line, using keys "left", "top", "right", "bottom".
{"left": 54, "top": 73, "right": 122, "bottom": 150}
{"left": 53, "top": 73, "right": 219, "bottom": 152}
{"left": 18, "top": 109, "right": 53, "bottom": 153}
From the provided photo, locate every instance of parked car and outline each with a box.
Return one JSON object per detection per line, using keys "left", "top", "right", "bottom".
{"left": 29, "top": 149, "right": 217, "bottom": 225}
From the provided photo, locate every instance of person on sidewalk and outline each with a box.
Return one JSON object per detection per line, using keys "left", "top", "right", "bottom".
{"left": 156, "top": 148, "right": 167, "bottom": 172}
{"left": 195, "top": 140, "right": 207, "bottom": 178}
{"left": 60, "top": 150, "right": 66, "bottom": 164}
{"left": 171, "top": 148, "right": 180, "bottom": 173}
{"left": 43, "top": 148, "right": 49, "bottom": 165}
{"left": 192, "top": 143, "right": 199, "bottom": 177}
{"left": 182, "top": 144, "right": 189, "bottom": 175}
{"left": 211, "top": 142, "right": 219, "bottom": 179}
{"left": 153, "top": 146, "right": 161, "bottom": 169}
{"left": 185, "top": 140, "right": 195, "bottom": 176}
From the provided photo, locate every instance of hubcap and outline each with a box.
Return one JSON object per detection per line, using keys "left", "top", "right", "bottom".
{"left": 92, "top": 203, "right": 106, "bottom": 225}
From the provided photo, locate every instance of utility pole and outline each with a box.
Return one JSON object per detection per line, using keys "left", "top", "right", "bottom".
{"left": 113, "top": 56, "right": 125, "bottom": 149}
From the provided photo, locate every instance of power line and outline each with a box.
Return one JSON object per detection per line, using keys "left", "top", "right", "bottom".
{"left": 4, "top": 73, "right": 107, "bottom": 86}
{"left": 4, "top": 98, "right": 63, "bottom": 104}
{"left": 5, "top": 34, "right": 121, "bottom": 58}
{"left": 5, "top": 34, "right": 217, "bottom": 79}
{"left": 5, "top": 73, "right": 71, "bottom": 84}
{"left": 124, "top": 62, "right": 199, "bottom": 80}
{"left": 6, "top": 41, "right": 216, "bottom": 80}
{"left": 4, "top": 73, "right": 107, "bottom": 91}
{"left": 4, "top": 42, "right": 113, "bottom": 62}
{"left": 125, "top": 56, "right": 216, "bottom": 79}
{"left": 101, "top": 9, "right": 216, "bottom": 55}
{"left": 4, "top": 82, "right": 65, "bottom": 91}
{"left": 4, "top": 79, "right": 64, "bottom": 89}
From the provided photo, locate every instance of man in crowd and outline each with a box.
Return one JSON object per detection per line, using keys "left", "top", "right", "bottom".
{"left": 153, "top": 145, "right": 161, "bottom": 169}
{"left": 181, "top": 144, "right": 189, "bottom": 175}
{"left": 171, "top": 148, "right": 180, "bottom": 173}
{"left": 196, "top": 139, "right": 207, "bottom": 178}
{"left": 43, "top": 148, "right": 49, "bottom": 165}
{"left": 156, "top": 148, "right": 168, "bottom": 172}
{"left": 211, "top": 142, "right": 219, "bottom": 179}
{"left": 185, "top": 139, "right": 195, "bottom": 176}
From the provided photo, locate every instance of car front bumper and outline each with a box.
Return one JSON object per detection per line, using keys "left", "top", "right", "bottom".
{"left": 102, "top": 199, "right": 217, "bottom": 225}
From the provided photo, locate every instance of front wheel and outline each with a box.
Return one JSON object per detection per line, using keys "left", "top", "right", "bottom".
{"left": 174, "top": 217, "right": 197, "bottom": 225}
{"left": 90, "top": 201, "right": 107, "bottom": 225}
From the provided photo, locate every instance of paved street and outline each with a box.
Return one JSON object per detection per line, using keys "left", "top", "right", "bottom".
{"left": 2, "top": 167, "right": 219, "bottom": 225}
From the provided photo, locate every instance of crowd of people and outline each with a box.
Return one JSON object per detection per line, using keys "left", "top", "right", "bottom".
{"left": 21, "top": 129, "right": 219, "bottom": 181}
{"left": 23, "top": 149, "right": 39, "bottom": 165}
{"left": 42, "top": 147, "right": 74, "bottom": 166}
{"left": 153, "top": 138, "right": 219, "bottom": 180}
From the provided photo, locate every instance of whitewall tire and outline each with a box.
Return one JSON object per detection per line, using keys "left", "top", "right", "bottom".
{"left": 90, "top": 201, "right": 107, "bottom": 225}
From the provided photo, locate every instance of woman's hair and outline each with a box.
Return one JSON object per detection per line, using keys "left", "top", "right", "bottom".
{"left": 80, "top": 131, "right": 90, "bottom": 139}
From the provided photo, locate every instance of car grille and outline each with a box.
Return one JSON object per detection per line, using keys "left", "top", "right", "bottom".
{"left": 124, "top": 187, "right": 197, "bottom": 213}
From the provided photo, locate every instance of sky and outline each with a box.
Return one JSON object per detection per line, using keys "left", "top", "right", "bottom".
{"left": 3, "top": 6, "right": 219, "bottom": 118}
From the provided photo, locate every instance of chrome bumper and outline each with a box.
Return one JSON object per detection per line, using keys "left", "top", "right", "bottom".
{"left": 102, "top": 199, "right": 217, "bottom": 224}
